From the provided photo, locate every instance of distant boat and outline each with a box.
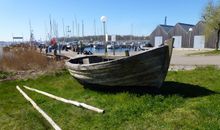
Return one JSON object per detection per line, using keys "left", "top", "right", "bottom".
{"left": 94, "top": 42, "right": 105, "bottom": 49}
{"left": 107, "top": 43, "right": 120, "bottom": 49}
{"left": 66, "top": 38, "right": 174, "bottom": 88}
{"left": 107, "top": 44, "right": 112, "bottom": 49}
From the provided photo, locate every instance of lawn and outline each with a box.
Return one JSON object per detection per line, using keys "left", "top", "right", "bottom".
{"left": 0, "top": 67, "right": 220, "bottom": 130}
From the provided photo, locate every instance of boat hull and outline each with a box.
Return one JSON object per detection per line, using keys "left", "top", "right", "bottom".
{"left": 66, "top": 39, "right": 173, "bottom": 88}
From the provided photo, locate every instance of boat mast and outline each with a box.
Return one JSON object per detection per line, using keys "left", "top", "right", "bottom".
{"left": 130, "top": 23, "right": 133, "bottom": 41}
{"left": 29, "top": 20, "right": 34, "bottom": 45}
{"left": 44, "top": 21, "right": 47, "bottom": 42}
{"left": 94, "top": 19, "right": 96, "bottom": 41}
{"left": 82, "top": 20, "right": 84, "bottom": 37}
{"left": 67, "top": 25, "right": 71, "bottom": 38}
{"left": 77, "top": 23, "right": 80, "bottom": 37}
{"left": 72, "top": 20, "right": 74, "bottom": 37}
{"left": 74, "top": 16, "right": 78, "bottom": 38}
{"left": 49, "top": 15, "right": 52, "bottom": 39}
{"left": 62, "top": 18, "right": 65, "bottom": 43}
{"left": 54, "top": 20, "right": 58, "bottom": 38}
{"left": 94, "top": 19, "right": 96, "bottom": 36}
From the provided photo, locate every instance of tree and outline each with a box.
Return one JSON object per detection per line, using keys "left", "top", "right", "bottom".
{"left": 203, "top": 1, "right": 220, "bottom": 50}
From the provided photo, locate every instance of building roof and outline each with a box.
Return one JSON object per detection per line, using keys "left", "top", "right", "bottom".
{"left": 159, "top": 24, "right": 174, "bottom": 33}
{"left": 177, "top": 23, "right": 194, "bottom": 32}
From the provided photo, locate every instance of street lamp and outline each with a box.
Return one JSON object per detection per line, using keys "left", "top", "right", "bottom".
{"left": 188, "top": 28, "right": 193, "bottom": 48}
{"left": 100, "top": 16, "right": 108, "bottom": 55}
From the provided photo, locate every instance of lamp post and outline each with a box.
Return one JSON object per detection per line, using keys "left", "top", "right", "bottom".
{"left": 100, "top": 16, "right": 107, "bottom": 55}
{"left": 188, "top": 28, "right": 193, "bottom": 48}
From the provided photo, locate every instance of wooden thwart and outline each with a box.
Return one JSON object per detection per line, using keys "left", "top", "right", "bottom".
{"left": 16, "top": 86, "right": 61, "bottom": 130}
{"left": 23, "top": 85, "right": 104, "bottom": 113}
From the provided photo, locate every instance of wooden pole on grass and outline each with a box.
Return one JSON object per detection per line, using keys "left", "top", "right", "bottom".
{"left": 23, "top": 86, "right": 104, "bottom": 113}
{"left": 16, "top": 86, "right": 61, "bottom": 130}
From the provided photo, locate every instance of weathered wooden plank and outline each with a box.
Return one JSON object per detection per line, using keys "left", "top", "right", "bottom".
{"left": 16, "top": 86, "right": 62, "bottom": 130}
{"left": 23, "top": 86, "right": 104, "bottom": 113}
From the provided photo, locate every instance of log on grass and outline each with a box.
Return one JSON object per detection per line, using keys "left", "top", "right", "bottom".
{"left": 23, "top": 85, "right": 104, "bottom": 113}
{"left": 16, "top": 86, "right": 61, "bottom": 130}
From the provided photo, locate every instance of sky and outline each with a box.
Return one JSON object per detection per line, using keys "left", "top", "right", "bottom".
{"left": 0, "top": 0, "right": 218, "bottom": 41}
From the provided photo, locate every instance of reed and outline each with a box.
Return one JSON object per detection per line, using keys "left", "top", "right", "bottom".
{"left": 0, "top": 44, "right": 64, "bottom": 72}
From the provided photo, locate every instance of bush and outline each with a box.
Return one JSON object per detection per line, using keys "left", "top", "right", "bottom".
{"left": 0, "top": 71, "right": 13, "bottom": 79}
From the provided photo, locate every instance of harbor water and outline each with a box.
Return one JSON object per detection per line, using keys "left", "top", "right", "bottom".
{"left": 84, "top": 47, "right": 142, "bottom": 54}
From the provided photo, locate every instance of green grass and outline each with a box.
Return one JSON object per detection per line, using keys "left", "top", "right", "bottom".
{"left": 1, "top": 67, "right": 220, "bottom": 129}
{"left": 187, "top": 50, "right": 220, "bottom": 56}
{"left": 0, "top": 71, "right": 14, "bottom": 79}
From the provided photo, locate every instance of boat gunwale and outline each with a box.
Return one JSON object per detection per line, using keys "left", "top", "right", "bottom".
{"left": 66, "top": 45, "right": 168, "bottom": 68}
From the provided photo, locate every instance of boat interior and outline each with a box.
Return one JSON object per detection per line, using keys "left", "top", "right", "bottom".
{"left": 68, "top": 55, "right": 124, "bottom": 64}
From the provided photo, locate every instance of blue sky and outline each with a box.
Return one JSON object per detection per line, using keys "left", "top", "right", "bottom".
{"left": 0, "top": 0, "right": 217, "bottom": 41}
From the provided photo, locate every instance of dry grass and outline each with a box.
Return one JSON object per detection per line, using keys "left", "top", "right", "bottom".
{"left": 0, "top": 44, "right": 64, "bottom": 79}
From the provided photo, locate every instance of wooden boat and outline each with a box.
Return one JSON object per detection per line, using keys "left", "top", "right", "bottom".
{"left": 65, "top": 38, "right": 174, "bottom": 88}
